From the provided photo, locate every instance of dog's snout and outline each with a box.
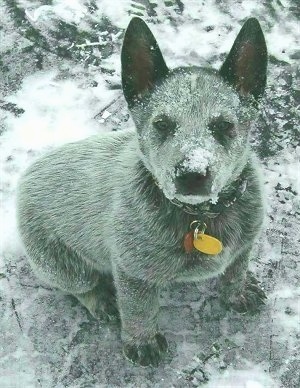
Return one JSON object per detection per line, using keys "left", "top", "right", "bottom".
{"left": 175, "top": 168, "right": 211, "bottom": 196}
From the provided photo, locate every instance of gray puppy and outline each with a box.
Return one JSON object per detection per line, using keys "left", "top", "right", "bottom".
{"left": 17, "top": 17, "right": 267, "bottom": 366}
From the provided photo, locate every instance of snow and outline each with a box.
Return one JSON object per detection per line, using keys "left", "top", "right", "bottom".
{"left": 25, "top": 1, "right": 87, "bottom": 24}
{"left": 206, "top": 366, "right": 279, "bottom": 388}
{"left": 4, "top": 71, "right": 112, "bottom": 150}
{"left": 0, "top": 0, "right": 299, "bottom": 387}
{"left": 180, "top": 148, "right": 212, "bottom": 174}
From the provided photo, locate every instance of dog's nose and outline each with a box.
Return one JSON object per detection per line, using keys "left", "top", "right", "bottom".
{"left": 175, "top": 170, "right": 211, "bottom": 195}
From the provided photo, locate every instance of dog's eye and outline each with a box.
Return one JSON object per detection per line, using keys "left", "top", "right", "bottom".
{"left": 209, "top": 118, "right": 236, "bottom": 146}
{"left": 153, "top": 115, "right": 177, "bottom": 133}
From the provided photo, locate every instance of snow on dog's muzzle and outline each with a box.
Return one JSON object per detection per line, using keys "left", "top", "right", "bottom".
{"left": 174, "top": 147, "right": 213, "bottom": 196}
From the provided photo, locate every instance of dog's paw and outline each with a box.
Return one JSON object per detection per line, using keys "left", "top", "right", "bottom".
{"left": 221, "top": 274, "right": 267, "bottom": 314}
{"left": 75, "top": 288, "right": 120, "bottom": 323}
{"left": 123, "top": 333, "right": 168, "bottom": 366}
{"left": 93, "top": 298, "right": 120, "bottom": 323}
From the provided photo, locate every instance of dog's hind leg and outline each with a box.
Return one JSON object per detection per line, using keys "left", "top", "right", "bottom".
{"left": 75, "top": 274, "right": 119, "bottom": 322}
{"left": 25, "top": 237, "right": 118, "bottom": 320}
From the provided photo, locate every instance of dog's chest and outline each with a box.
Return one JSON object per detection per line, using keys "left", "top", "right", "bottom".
{"left": 157, "top": 211, "right": 242, "bottom": 282}
{"left": 174, "top": 245, "right": 233, "bottom": 282}
{"left": 141, "top": 224, "right": 237, "bottom": 283}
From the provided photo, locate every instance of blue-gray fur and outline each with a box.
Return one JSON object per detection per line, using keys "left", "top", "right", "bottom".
{"left": 17, "top": 17, "right": 268, "bottom": 366}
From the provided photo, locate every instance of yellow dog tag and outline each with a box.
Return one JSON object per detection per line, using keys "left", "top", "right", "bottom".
{"left": 193, "top": 233, "right": 223, "bottom": 255}
{"left": 188, "top": 220, "right": 223, "bottom": 255}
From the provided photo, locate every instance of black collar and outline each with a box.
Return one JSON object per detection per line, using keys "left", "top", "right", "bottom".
{"left": 168, "top": 175, "right": 248, "bottom": 218}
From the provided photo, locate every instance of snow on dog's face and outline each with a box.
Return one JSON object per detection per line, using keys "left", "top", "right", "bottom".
{"left": 132, "top": 70, "right": 257, "bottom": 204}
{"left": 121, "top": 17, "right": 267, "bottom": 204}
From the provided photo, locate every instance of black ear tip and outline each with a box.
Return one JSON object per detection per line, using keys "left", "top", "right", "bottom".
{"left": 127, "top": 16, "right": 147, "bottom": 30}
{"left": 245, "top": 17, "right": 261, "bottom": 26}
{"left": 242, "top": 17, "right": 264, "bottom": 33}
{"left": 130, "top": 16, "right": 145, "bottom": 23}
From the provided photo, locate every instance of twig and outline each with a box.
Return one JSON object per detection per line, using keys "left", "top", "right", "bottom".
{"left": 11, "top": 298, "right": 23, "bottom": 333}
{"left": 75, "top": 41, "right": 107, "bottom": 49}
{"left": 93, "top": 94, "right": 122, "bottom": 120}
{"left": 19, "top": 282, "right": 53, "bottom": 291}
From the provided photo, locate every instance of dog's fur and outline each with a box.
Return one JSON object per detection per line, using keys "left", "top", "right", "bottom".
{"left": 17, "top": 17, "right": 268, "bottom": 366}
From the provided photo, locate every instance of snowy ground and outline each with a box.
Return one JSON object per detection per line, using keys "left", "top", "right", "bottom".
{"left": 0, "top": 1, "right": 299, "bottom": 387}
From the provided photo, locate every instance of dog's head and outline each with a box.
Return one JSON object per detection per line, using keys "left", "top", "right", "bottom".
{"left": 121, "top": 18, "right": 267, "bottom": 204}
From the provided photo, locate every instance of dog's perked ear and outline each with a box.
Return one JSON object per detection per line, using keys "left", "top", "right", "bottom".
{"left": 220, "top": 18, "right": 267, "bottom": 101}
{"left": 121, "top": 17, "right": 169, "bottom": 107}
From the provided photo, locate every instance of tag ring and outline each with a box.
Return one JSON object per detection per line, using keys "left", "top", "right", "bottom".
{"left": 190, "top": 221, "right": 207, "bottom": 240}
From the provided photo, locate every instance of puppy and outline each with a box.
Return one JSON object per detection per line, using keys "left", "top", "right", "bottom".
{"left": 17, "top": 17, "right": 268, "bottom": 366}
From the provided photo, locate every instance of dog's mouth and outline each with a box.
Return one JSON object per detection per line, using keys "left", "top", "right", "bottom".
{"left": 172, "top": 167, "right": 222, "bottom": 205}
{"left": 170, "top": 172, "right": 248, "bottom": 209}
{"left": 174, "top": 170, "right": 212, "bottom": 197}
{"left": 153, "top": 166, "right": 226, "bottom": 206}
{"left": 173, "top": 192, "right": 219, "bottom": 205}
{"left": 154, "top": 173, "right": 221, "bottom": 206}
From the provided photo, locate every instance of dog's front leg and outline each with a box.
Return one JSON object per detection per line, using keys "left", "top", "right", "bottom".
{"left": 113, "top": 267, "right": 167, "bottom": 366}
{"left": 219, "top": 247, "right": 267, "bottom": 314}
